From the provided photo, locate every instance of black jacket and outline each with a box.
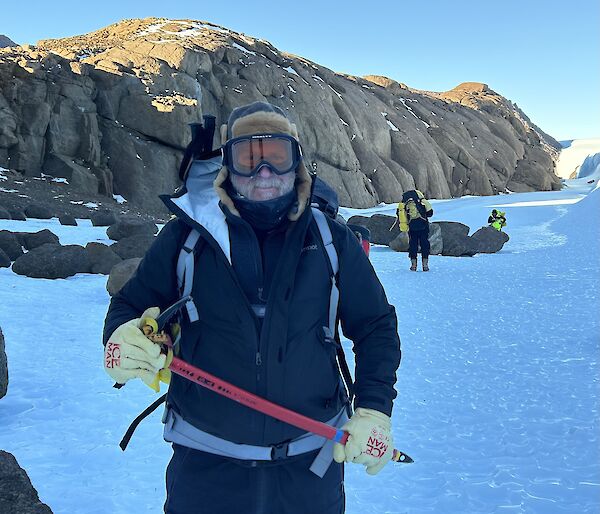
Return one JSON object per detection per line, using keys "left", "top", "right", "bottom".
{"left": 103, "top": 191, "right": 401, "bottom": 447}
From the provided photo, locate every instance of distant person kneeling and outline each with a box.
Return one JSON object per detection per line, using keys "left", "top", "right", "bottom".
{"left": 488, "top": 209, "right": 507, "bottom": 231}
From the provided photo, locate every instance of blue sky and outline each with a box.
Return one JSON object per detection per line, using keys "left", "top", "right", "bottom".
{"left": 3, "top": 0, "right": 599, "bottom": 140}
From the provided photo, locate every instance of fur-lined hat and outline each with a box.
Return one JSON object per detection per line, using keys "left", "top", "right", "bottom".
{"left": 214, "top": 101, "right": 312, "bottom": 221}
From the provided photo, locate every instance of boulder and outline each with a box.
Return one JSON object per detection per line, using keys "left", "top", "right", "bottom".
{"left": 23, "top": 204, "right": 53, "bottom": 219}
{"left": 368, "top": 214, "right": 400, "bottom": 245}
{"left": 19, "top": 229, "right": 60, "bottom": 250}
{"left": 110, "top": 234, "right": 155, "bottom": 260}
{"left": 91, "top": 210, "right": 118, "bottom": 227}
{"left": 434, "top": 221, "right": 478, "bottom": 256}
{"left": 106, "top": 219, "right": 158, "bottom": 241}
{"left": 0, "top": 230, "right": 23, "bottom": 260}
{"left": 470, "top": 226, "right": 510, "bottom": 253}
{"left": 107, "top": 258, "right": 142, "bottom": 296}
{"left": 0, "top": 248, "right": 10, "bottom": 268}
{"left": 8, "top": 209, "right": 26, "bottom": 221}
{"left": 346, "top": 215, "right": 369, "bottom": 229}
{"left": 388, "top": 223, "right": 442, "bottom": 254}
{"left": 347, "top": 214, "right": 399, "bottom": 245}
{"left": 12, "top": 243, "right": 91, "bottom": 279}
{"left": 85, "top": 242, "right": 122, "bottom": 274}
{"left": 59, "top": 214, "right": 77, "bottom": 226}
{"left": 0, "top": 327, "right": 7, "bottom": 398}
{"left": 0, "top": 451, "right": 53, "bottom": 513}
{"left": 428, "top": 223, "right": 443, "bottom": 255}
{"left": 389, "top": 232, "right": 409, "bottom": 252}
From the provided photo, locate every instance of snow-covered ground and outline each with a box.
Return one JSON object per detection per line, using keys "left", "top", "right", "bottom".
{"left": 1, "top": 177, "right": 599, "bottom": 513}
{"left": 555, "top": 138, "right": 600, "bottom": 179}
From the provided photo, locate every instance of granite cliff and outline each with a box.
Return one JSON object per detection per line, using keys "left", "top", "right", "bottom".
{"left": 0, "top": 19, "right": 561, "bottom": 211}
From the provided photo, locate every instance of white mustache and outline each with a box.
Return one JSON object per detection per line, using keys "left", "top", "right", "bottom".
{"left": 250, "top": 177, "right": 283, "bottom": 188}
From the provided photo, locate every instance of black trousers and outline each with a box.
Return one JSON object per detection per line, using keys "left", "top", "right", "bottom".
{"left": 164, "top": 444, "right": 345, "bottom": 514}
{"left": 408, "top": 227, "right": 430, "bottom": 259}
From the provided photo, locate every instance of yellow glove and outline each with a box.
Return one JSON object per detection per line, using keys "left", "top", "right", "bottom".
{"left": 104, "top": 307, "right": 169, "bottom": 392}
{"left": 332, "top": 407, "right": 393, "bottom": 475}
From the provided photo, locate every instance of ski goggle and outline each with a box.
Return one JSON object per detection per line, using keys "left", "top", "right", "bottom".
{"left": 222, "top": 133, "right": 302, "bottom": 177}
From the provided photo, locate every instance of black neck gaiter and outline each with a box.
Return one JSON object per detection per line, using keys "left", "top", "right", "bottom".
{"left": 231, "top": 188, "right": 297, "bottom": 232}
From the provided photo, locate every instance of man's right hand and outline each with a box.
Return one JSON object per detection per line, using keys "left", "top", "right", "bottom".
{"left": 332, "top": 407, "right": 393, "bottom": 475}
{"left": 104, "top": 307, "right": 167, "bottom": 388}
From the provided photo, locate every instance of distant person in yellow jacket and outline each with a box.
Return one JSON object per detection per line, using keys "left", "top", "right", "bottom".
{"left": 396, "top": 190, "right": 434, "bottom": 271}
{"left": 488, "top": 209, "right": 506, "bottom": 231}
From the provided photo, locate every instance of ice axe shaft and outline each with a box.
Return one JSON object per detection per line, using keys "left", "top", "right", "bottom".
{"left": 167, "top": 353, "right": 413, "bottom": 464}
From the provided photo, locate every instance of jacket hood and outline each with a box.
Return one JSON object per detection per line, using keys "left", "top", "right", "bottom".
{"left": 161, "top": 156, "right": 232, "bottom": 263}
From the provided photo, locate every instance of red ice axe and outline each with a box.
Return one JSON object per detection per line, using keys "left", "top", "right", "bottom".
{"left": 166, "top": 352, "right": 412, "bottom": 463}
{"left": 129, "top": 296, "right": 413, "bottom": 463}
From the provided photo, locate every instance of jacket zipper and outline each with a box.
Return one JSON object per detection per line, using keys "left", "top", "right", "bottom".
{"left": 252, "top": 234, "right": 264, "bottom": 386}
{"left": 255, "top": 351, "right": 262, "bottom": 384}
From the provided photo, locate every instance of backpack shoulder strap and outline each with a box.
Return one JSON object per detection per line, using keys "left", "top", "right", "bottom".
{"left": 416, "top": 198, "right": 428, "bottom": 218}
{"left": 177, "top": 228, "right": 204, "bottom": 323}
{"left": 312, "top": 208, "right": 339, "bottom": 332}
{"left": 311, "top": 207, "right": 354, "bottom": 403}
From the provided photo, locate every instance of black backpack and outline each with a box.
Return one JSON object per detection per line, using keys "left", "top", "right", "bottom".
{"left": 402, "top": 189, "right": 427, "bottom": 220}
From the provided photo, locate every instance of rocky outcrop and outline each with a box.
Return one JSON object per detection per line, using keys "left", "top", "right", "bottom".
{"left": 0, "top": 36, "right": 16, "bottom": 48}
{"left": 1, "top": 221, "right": 156, "bottom": 278}
{"left": 0, "top": 19, "right": 561, "bottom": 212}
{"left": 0, "top": 166, "right": 166, "bottom": 222}
{"left": 0, "top": 451, "right": 53, "bottom": 513}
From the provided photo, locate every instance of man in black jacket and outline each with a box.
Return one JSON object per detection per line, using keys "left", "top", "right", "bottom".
{"left": 103, "top": 102, "right": 401, "bottom": 514}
